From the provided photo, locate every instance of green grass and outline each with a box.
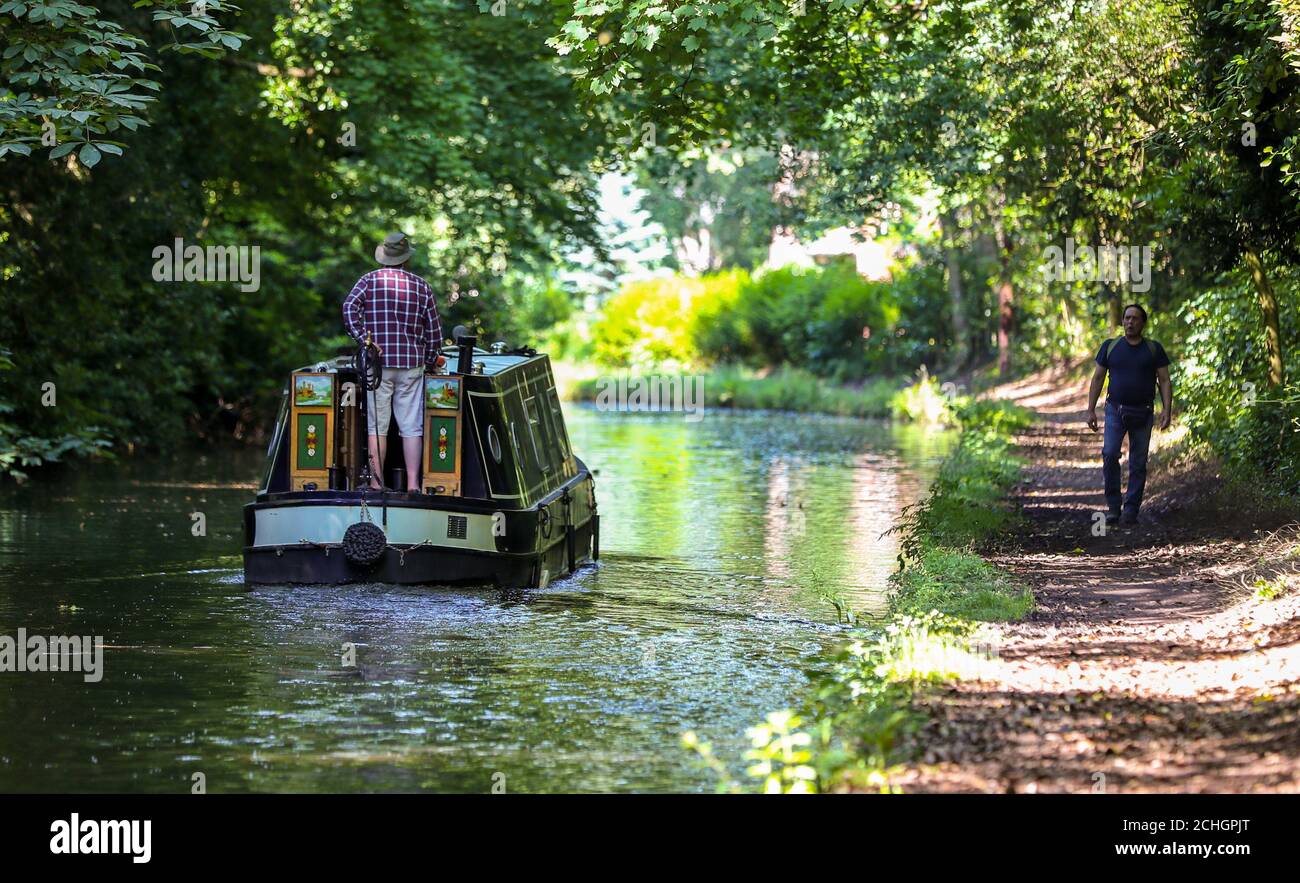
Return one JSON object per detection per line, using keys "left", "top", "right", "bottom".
{"left": 892, "top": 547, "right": 1034, "bottom": 622}
{"left": 888, "top": 398, "right": 1034, "bottom": 622}
{"left": 892, "top": 402, "right": 1031, "bottom": 558}
{"left": 710, "top": 366, "right": 901, "bottom": 417}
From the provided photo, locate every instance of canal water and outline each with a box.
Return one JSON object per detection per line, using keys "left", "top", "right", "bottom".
{"left": 0, "top": 408, "right": 952, "bottom": 793}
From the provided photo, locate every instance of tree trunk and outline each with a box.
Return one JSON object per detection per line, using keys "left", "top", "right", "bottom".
{"left": 1095, "top": 216, "right": 1123, "bottom": 329}
{"left": 939, "top": 212, "right": 969, "bottom": 370}
{"left": 1244, "top": 248, "right": 1285, "bottom": 388}
{"left": 996, "top": 276, "right": 1014, "bottom": 377}
{"left": 972, "top": 231, "right": 999, "bottom": 363}
{"left": 993, "top": 216, "right": 1015, "bottom": 377}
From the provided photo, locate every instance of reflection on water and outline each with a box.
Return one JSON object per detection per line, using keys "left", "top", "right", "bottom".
{"left": 0, "top": 407, "right": 951, "bottom": 792}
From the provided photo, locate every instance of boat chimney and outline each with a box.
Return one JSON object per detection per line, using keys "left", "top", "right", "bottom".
{"left": 453, "top": 325, "right": 476, "bottom": 375}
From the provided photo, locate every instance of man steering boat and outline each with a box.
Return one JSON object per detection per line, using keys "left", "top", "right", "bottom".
{"left": 342, "top": 231, "right": 445, "bottom": 491}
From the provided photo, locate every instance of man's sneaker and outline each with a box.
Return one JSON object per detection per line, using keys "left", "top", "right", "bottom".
{"left": 1119, "top": 512, "right": 1139, "bottom": 526}
{"left": 1104, "top": 511, "right": 1120, "bottom": 526}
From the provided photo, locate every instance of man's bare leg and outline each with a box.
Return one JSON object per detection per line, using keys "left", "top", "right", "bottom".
{"left": 402, "top": 435, "right": 422, "bottom": 493}
{"left": 367, "top": 434, "right": 386, "bottom": 489}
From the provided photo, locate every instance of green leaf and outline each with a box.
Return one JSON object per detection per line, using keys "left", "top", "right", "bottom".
{"left": 561, "top": 20, "right": 590, "bottom": 41}
{"left": 77, "top": 142, "right": 101, "bottom": 168}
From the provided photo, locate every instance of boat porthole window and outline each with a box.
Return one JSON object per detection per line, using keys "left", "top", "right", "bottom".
{"left": 487, "top": 424, "right": 503, "bottom": 463}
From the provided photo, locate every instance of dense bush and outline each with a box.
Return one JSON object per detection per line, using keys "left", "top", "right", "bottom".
{"left": 0, "top": 349, "right": 111, "bottom": 479}
{"left": 880, "top": 255, "right": 948, "bottom": 372}
{"left": 591, "top": 263, "right": 910, "bottom": 380}
{"left": 704, "top": 263, "right": 904, "bottom": 379}
{"left": 1175, "top": 274, "right": 1300, "bottom": 493}
{"left": 590, "top": 271, "right": 748, "bottom": 371}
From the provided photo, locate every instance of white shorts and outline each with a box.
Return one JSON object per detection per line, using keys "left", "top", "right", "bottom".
{"left": 367, "top": 366, "right": 424, "bottom": 437}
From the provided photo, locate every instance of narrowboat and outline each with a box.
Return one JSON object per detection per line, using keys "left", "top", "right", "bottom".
{"left": 242, "top": 331, "right": 598, "bottom": 589}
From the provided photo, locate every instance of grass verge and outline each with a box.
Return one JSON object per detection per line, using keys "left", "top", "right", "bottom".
{"left": 887, "top": 399, "right": 1035, "bottom": 620}
{"left": 560, "top": 363, "right": 988, "bottom": 424}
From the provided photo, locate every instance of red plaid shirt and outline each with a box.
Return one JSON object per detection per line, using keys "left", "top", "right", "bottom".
{"left": 342, "top": 268, "right": 443, "bottom": 370}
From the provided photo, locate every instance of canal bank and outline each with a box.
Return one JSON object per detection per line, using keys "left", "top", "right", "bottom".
{"left": 557, "top": 364, "right": 917, "bottom": 420}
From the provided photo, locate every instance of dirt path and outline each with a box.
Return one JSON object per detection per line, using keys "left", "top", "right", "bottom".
{"left": 896, "top": 362, "right": 1300, "bottom": 793}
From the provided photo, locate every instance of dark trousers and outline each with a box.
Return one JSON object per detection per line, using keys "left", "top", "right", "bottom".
{"left": 1102, "top": 400, "right": 1153, "bottom": 516}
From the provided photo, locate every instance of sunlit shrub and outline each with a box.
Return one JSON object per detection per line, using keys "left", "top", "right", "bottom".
{"left": 889, "top": 368, "right": 953, "bottom": 424}
{"left": 591, "top": 276, "right": 698, "bottom": 370}
{"left": 728, "top": 263, "right": 902, "bottom": 380}
{"left": 688, "top": 269, "right": 753, "bottom": 364}
{"left": 591, "top": 263, "right": 906, "bottom": 381}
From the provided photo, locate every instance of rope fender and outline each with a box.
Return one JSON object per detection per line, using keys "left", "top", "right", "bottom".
{"left": 342, "top": 521, "right": 386, "bottom": 566}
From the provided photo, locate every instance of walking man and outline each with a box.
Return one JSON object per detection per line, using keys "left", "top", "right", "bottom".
{"left": 343, "top": 232, "right": 444, "bottom": 491}
{"left": 1086, "top": 304, "right": 1173, "bottom": 526}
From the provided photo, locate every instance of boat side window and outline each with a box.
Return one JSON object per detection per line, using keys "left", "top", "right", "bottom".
{"left": 523, "top": 396, "right": 551, "bottom": 473}
{"left": 546, "top": 388, "right": 570, "bottom": 461}
{"left": 509, "top": 420, "right": 524, "bottom": 466}
{"left": 487, "top": 424, "right": 503, "bottom": 463}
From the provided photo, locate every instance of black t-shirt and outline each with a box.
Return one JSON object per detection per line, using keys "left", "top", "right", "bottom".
{"left": 1096, "top": 336, "right": 1171, "bottom": 406}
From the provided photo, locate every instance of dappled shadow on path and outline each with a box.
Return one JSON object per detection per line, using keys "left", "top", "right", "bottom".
{"left": 897, "top": 682, "right": 1300, "bottom": 793}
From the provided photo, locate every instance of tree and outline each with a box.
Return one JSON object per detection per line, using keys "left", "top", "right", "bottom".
{"left": 0, "top": 0, "right": 629, "bottom": 472}
{"left": 1172, "top": 0, "right": 1300, "bottom": 388}
{"left": 0, "top": 0, "right": 248, "bottom": 165}
{"left": 634, "top": 147, "right": 793, "bottom": 272}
